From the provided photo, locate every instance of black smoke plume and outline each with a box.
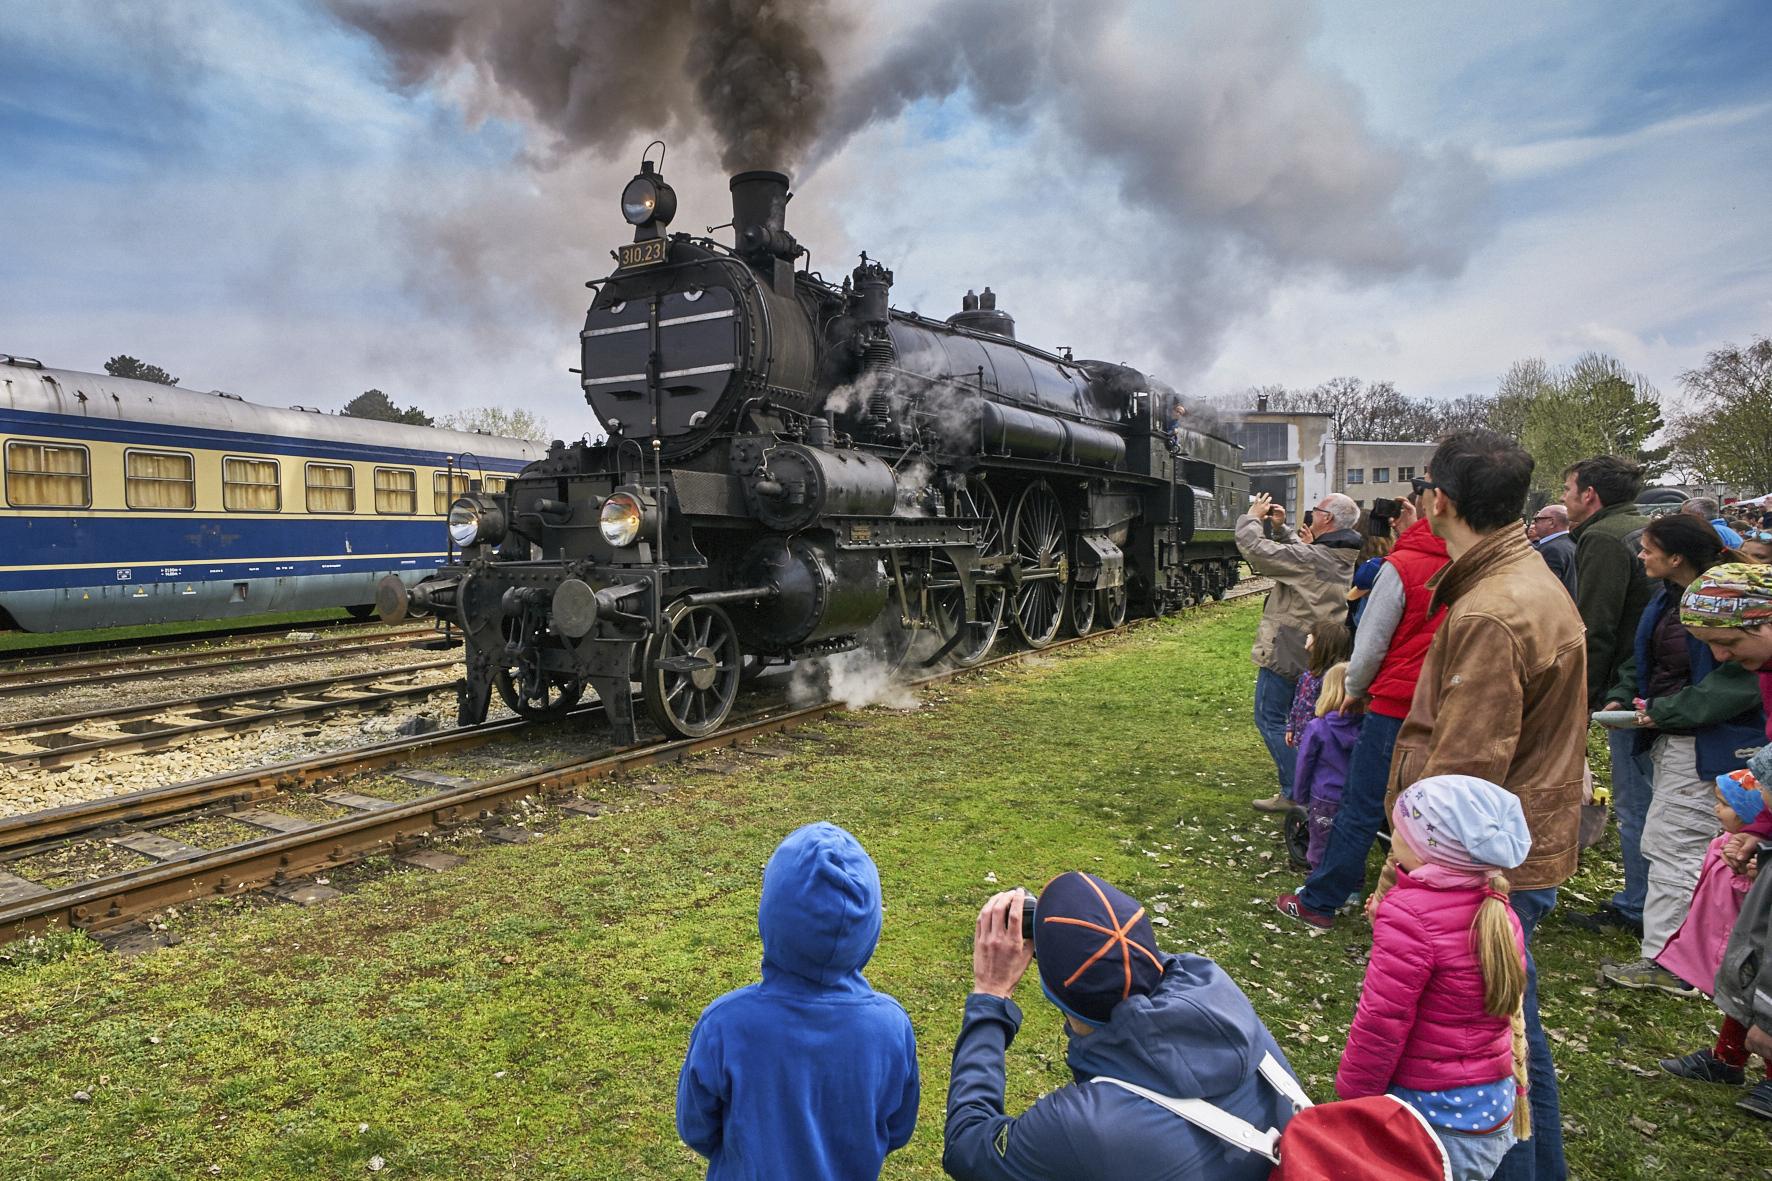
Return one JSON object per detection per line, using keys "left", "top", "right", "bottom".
{"left": 328, "top": 0, "right": 833, "bottom": 170}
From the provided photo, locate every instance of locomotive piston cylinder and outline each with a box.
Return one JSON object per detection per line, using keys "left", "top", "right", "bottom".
{"left": 735, "top": 536, "right": 887, "bottom": 650}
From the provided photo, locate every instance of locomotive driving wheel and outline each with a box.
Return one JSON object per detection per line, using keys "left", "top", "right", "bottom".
{"left": 641, "top": 600, "right": 742, "bottom": 739}
{"left": 1100, "top": 584, "right": 1129, "bottom": 630}
{"left": 493, "top": 666, "right": 584, "bottom": 721}
{"left": 930, "top": 475, "right": 1006, "bottom": 666}
{"left": 1009, "top": 480, "right": 1067, "bottom": 648}
{"left": 1068, "top": 576, "right": 1097, "bottom": 636}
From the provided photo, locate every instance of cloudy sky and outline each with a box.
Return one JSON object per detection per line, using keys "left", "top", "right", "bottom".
{"left": 2, "top": 0, "right": 1768, "bottom": 436}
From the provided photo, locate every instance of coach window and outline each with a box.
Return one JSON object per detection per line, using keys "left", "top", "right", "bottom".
{"left": 4, "top": 441, "right": 91, "bottom": 508}
{"left": 482, "top": 475, "right": 511, "bottom": 495}
{"left": 125, "top": 449, "right": 196, "bottom": 510}
{"left": 375, "top": 467, "right": 417, "bottom": 514}
{"left": 223, "top": 457, "right": 281, "bottom": 512}
{"left": 306, "top": 462, "right": 356, "bottom": 513}
{"left": 433, "top": 471, "right": 470, "bottom": 515}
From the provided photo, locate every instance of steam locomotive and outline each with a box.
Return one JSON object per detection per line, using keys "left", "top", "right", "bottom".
{"left": 384, "top": 152, "right": 1248, "bottom": 744}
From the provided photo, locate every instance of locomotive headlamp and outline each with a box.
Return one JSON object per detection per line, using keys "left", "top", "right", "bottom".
{"left": 448, "top": 495, "right": 507, "bottom": 548}
{"left": 620, "top": 161, "right": 676, "bottom": 230}
{"left": 599, "top": 489, "right": 654, "bottom": 547}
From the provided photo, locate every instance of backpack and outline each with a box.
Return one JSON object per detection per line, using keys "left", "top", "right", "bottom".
{"left": 1093, "top": 1052, "right": 1451, "bottom": 1181}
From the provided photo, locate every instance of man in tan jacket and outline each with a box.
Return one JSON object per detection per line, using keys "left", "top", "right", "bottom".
{"left": 1380, "top": 429, "right": 1586, "bottom": 1181}
{"left": 1235, "top": 491, "right": 1363, "bottom": 810}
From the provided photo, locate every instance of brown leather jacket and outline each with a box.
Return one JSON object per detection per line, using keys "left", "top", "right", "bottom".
{"left": 1385, "top": 527, "right": 1589, "bottom": 890}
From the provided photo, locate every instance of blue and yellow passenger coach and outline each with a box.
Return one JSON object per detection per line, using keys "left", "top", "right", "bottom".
{"left": 0, "top": 356, "right": 540, "bottom": 632}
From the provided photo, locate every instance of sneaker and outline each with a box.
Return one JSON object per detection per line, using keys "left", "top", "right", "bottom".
{"left": 1601, "top": 958, "right": 1699, "bottom": 998}
{"left": 1252, "top": 794, "right": 1293, "bottom": 813}
{"left": 1274, "top": 893, "right": 1334, "bottom": 930}
{"left": 1739, "top": 1079, "right": 1772, "bottom": 1120}
{"left": 1659, "top": 1048, "right": 1746, "bottom": 1085}
{"left": 1565, "top": 904, "right": 1645, "bottom": 939}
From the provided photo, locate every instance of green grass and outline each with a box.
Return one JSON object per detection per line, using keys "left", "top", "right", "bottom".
{"left": 0, "top": 609, "right": 359, "bottom": 654}
{"left": 0, "top": 600, "right": 1758, "bottom": 1178}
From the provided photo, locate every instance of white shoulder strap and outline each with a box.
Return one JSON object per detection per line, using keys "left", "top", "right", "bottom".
{"left": 1091, "top": 1054, "right": 1310, "bottom": 1166}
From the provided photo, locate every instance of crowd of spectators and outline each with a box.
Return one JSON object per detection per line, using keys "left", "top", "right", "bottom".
{"left": 662, "top": 435, "right": 1772, "bottom": 1181}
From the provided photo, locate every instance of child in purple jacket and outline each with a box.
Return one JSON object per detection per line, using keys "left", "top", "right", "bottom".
{"left": 1338, "top": 776, "right": 1531, "bottom": 1181}
{"left": 1292, "top": 662, "right": 1361, "bottom": 870}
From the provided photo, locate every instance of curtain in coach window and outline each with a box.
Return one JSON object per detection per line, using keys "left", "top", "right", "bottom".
{"left": 374, "top": 467, "right": 417, "bottom": 514}
{"left": 125, "top": 450, "right": 195, "bottom": 509}
{"left": 5, "top": 442, "right": 90, "bottom": 507}
{"left": 306, "top": 463, "right": 355, "bottom": 513}
{"left": 223, "top": 457, "right": 281, "bottom": 512}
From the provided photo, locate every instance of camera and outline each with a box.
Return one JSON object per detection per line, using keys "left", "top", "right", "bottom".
{"left": 1369, "top": 497, "right": 1401, "bottom": 526}
{"left": 1020, "top": 890, "right": 1038, "bottom": 942}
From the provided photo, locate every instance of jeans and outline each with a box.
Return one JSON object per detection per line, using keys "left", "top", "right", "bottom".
{"left": 1438, "top": 1123, "right": 1517, "bottom": 1181}
{"left": 1491, "top": 887, "right": 1565, "bottom": 1181}
{"left": 1298, "top": 711, "right": 1403, "bottom": 915}
{"left": 1255, "top": 667, "right": 1299, "bottom": 798}
{"left": 1607, "top": 728, "right": 1654, "bottom": 922}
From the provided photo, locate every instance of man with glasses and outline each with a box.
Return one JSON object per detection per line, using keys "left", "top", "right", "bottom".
{"left": 1527, "top": 504, "right": 1578, "bottom": 597}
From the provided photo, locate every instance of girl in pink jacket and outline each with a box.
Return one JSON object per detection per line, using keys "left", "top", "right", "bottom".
{"left": 1337, "top": 775, "right": 1531, "bottom": 1181}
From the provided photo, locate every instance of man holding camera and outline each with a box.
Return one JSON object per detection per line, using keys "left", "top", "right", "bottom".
{"left": 1237, "top": 491, "right": 1364, "bottom": 812}
{"left": 942, "top": 875, "right": 1297, "bottom": 1181}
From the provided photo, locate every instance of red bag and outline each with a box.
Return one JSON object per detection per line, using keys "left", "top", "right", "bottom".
{"left": 1094, "top": 1052, "right": 1451, "bottom": 1181}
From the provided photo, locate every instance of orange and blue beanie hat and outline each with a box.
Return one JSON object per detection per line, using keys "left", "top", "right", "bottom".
{"left": 1033, "top": 871, "right": 1166, "bottom": 1026}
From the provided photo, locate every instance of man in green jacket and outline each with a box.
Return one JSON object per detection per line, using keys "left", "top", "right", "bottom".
{"left": 1563, "top": 455, "right": 1656, "bottom": 936}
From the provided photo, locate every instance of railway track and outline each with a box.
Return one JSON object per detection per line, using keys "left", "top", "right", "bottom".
{"left": 0, "top": 614, "right": 411, "bottom": 666}
{"left": 0, "top": 660, "right": 458, "bottom": 770}
{"left": 0, "top": 579, "right": 1271, "bottom": 950}
{"left": 0, "top": 624, "right": 440, "bottom": 697}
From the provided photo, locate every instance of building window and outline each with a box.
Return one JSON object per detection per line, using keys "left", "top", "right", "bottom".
{"left": 223, "top": 457, "right": 281, "bottom": 512}
{"left": 1230, "top": 421, "right": 1290, "bottom": 464}
{"left": 306, "top": 463, "right": 355, "bottom": 513}
{"left": 1397, "top": 466, "right": 1415, "bottom": 483}
{"left": 1346, "top": 469, "right": 1364, "bottom": 484}
{"left": 125, "top": 449, "right": 196, "bottom": 510}
{"left": 374, "top": 467, "right": 418, "bottom": 514}
{"left": 4, "top": 440, "right": 91, "bottom": 508}
{"left": 1372, "top": 467, "right": 1390, "bottom": 484}
{"left": 434, "top": 471, "right": 471, "bottom": 515}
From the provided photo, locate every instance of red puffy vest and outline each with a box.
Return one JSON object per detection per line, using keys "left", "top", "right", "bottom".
{"left": 1367, "top": 521, "right": 1451, "bottom": 720}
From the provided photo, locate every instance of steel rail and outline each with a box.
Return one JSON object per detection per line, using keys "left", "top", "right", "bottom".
{"left": 0, "top": 628, "right": 437, "bottom": 696}
{"left": 0, "top": 579, "right": 1271, "bottom": 944}
{"left": 0, "top": 615, "right": 400, "bottom": 666}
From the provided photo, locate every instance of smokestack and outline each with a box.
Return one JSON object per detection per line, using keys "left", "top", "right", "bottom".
{"left": 730, "top": 170, "right": 798, "bottom": 260}
{"left": 1256, "top": 392, "right": 1269, "bottom": 413}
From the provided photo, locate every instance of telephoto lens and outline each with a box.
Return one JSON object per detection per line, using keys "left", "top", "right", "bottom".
{"left": 1020, "top": 890, "right": 1039, "bottom": 942}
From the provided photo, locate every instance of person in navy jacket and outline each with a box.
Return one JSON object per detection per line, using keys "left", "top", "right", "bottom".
{"left": 676, "top": 822, "right": 919, "bottom": 1180}
{"left": 943, "top": 873, "right": 1297, "bottom": 1181}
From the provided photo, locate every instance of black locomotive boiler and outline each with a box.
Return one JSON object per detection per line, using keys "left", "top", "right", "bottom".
{"left": 385, "top": 153, "right": 1249, "bottom": 745}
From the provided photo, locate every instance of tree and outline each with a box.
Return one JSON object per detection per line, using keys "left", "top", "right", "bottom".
{"left": 442, "top": 406, "right": 552, "bottom": 445}
{"left": 342, "top": 388, "right": 433, "bottom": 426}
{"left": 1513, "top": 352, "right": 1667, "bottom": 494}
{"left": 1667, "top": 337, "right": 1772, "bottom": 490}
{"left": 104, "top": 355, "right": 179, "bottom": 385}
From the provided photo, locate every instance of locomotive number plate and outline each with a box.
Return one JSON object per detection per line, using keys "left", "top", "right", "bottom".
{"left": 618, "top": 239, "right": 668, "bottom": 269}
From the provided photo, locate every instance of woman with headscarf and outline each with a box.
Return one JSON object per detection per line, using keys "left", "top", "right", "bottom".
{"left": 1599, "top": 516, "right": 1765, "bottom": 996}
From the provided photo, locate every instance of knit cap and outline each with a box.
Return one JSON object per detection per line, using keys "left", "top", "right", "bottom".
{"left": 1681, "top": 562, "right": 1772, "bottom": 628}
{"left": 1033, "top": 872, "right": 1165, "bottom": 1026}
{"left": 1751, "top": 743, "right": 1772, "bottom": 787}
{"left": 1716, "top": 770, "right": 1766, "bottom": 827}
{"left": 1391, "top": 775, "right": 1532, "bottom": 873}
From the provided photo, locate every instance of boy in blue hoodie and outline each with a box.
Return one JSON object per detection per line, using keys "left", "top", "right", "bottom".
{"left": 676, "top": 822, "right": 919, "bottom": 1180}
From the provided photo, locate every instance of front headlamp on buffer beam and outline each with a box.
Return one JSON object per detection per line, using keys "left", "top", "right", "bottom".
{"left": 448, "top": 495, "right": 507, "bottom": 549}
{"left": 621, "top": 151, "right": 676, "bottom": 239}
{"left": 599, "top": 488, "right": 656, "bottom": 548}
